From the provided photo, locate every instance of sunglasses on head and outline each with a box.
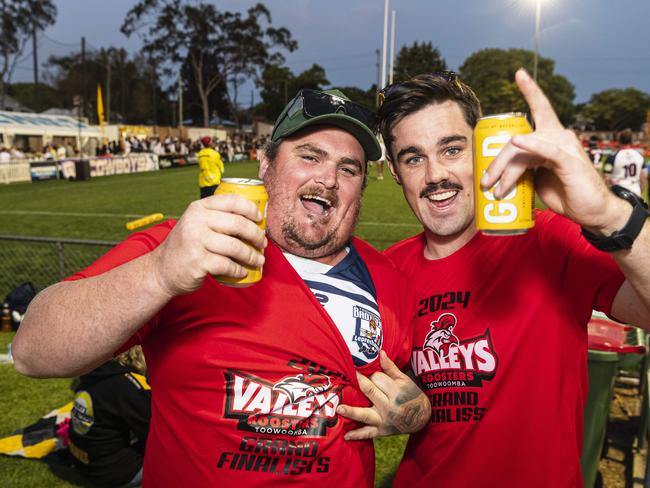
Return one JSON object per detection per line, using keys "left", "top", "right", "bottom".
{"left": 282, "top": 89, "right": 378, "bottom": 130}
{"left": 378, "top": 71, "right": 460, "bottom": 108}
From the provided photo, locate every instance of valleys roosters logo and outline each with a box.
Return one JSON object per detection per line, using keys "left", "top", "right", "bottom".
{"left": 423, "top": 313, "right": 459, "bottom": 359}
{"left": 224, "top": 370, "right": 341, "bottom": 437}
{"left": 413, "top": 313, "right": 498, "bottom": 390}
{"left": 273, "top": 374, "right": 331, "bottom": 404}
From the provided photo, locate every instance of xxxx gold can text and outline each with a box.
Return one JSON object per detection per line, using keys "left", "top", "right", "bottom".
{"left": 474, "top": 113, "right": 535, "bottom": 235}
{"left": 213, "top": 178, "right": 268, "bottom": 287}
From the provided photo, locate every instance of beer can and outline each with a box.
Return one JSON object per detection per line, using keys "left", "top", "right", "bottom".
{"left": 473, "top": 113, "right": 535, "bottom": 235}
{"left": 213, "top": 178, "right": 268, "bottom": 287}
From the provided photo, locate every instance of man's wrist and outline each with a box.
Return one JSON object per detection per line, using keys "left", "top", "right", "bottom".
{"left": 582, "top": 197, "right": 633, "bottom": 236}
{"left": 581, "top": 185, "right": 650, "bottom": 252}
{"left": 142, "top": 250, "right": 177, "bottom": 301}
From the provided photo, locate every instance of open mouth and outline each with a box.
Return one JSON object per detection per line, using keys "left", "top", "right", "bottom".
{"left": 300, "top": 194, "right": 334, "bottom": 216}
{"left": 425, "top": 189, "right": 459, "bottom": 208}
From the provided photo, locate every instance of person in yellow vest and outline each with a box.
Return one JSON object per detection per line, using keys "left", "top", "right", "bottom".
{"left": 197, "top": 136, "right": 225, "bottom": 199}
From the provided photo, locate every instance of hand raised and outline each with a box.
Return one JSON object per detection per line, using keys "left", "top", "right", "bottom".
{"left": 152, "top": 193, "right": 267, "bottom": 297}
{"left": 480, "top": 69, "right": 620, "bottom": 231}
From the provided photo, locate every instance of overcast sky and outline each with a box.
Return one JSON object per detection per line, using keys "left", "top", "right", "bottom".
{"left": 12, "top": 0, "right": 650, "bottom": 105}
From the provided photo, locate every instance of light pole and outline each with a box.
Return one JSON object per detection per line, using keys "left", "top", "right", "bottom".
{"left": 389, "top": 9, "right": 396, "bottom": 85}
{"left": 533, "top": 0, "right": 542, "bottom": 83}
{"left": 381, "top": 0, "right": 389, "bottom": 90}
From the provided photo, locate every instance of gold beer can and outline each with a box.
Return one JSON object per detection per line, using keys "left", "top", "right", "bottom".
{"left": 213, "top": 178, "right": 268, "bottom": 287}
{"left": 473, "top": 113, "right": 535, "bottom": 235}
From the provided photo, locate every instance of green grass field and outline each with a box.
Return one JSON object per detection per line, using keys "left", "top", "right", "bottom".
{"left": 0, "top": 161, "right": 418, "bottom": 487}
{"left": 0, "top": 161, "right": 419, "bottom": 246}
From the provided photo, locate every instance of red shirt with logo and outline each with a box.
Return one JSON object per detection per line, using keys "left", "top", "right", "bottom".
{"left": 68, "top": 221, "right": 414, "bottom": 487}
{"left": 384, "top": 210, "right": 625, "bottom": 488}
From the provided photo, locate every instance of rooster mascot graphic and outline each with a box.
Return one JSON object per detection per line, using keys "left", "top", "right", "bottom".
{"left": 272, "top": 374, "right": 332, "bottom": 404}
{"left": 423, "top": 313, "right": 460, "bottom": 359}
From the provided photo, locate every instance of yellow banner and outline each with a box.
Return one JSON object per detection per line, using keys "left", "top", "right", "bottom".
{"left": 97, "top": 83, "right": 107, "bottom": 145}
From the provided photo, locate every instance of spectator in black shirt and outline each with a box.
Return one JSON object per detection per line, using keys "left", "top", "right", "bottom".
{"left": 68, "top": 346, "right": 150, "bottom": 487}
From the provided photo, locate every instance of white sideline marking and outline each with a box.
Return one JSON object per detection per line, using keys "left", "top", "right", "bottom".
{"left": 0, "top": 210, "right": 420, "bottom": 228}
{"left": 0, "top": 210, "right": 180, "bottom": 219}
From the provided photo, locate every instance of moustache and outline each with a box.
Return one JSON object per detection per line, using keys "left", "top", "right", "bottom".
{"left": 419, "top": 181, "right": 463, "bottom": 199}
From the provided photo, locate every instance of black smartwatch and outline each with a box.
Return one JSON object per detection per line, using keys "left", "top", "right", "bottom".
{"left": 581, "top": 185, "right": 649, "bottom": 252}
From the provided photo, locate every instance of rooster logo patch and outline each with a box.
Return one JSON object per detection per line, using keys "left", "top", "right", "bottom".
{"left": 423, "top": 313, "right": 459, "bottom": 359}
{"left": 272, "top": 373, "right": 332, "bottom": 404}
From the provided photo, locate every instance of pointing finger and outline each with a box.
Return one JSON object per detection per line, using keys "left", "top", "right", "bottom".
{"left": 515, "top": 68, "right": 562, "bottom": 131}
{"left": 510, "top": 133, "right": 566, "bottom": 168}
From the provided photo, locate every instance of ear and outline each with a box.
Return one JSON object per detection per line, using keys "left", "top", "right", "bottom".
{"left": 388, "top": 159, "right": 402, "bottom": 186}
{"left": 258, "top": 151, "right": 270, "bottom": 179}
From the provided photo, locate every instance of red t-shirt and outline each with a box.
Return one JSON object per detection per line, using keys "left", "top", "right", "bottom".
{"left": 68, "top": 221, "right": 414, "bottom": 487}
{"left": 384, "top": 210, "right": 625, "bottom": 488}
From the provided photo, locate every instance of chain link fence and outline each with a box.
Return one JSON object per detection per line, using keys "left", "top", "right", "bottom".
{"left": 0, "top": 235, "right": 118, "bottom": 300}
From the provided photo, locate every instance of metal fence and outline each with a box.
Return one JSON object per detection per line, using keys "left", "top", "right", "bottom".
{"left": 0, "top": 235, "right": 117, "bottom": 299}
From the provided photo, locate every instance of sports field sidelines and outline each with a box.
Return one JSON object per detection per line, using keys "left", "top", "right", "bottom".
{"left": 0, "top": 161, "right": 415, "bottom": 487}
{"left": 0, "top": 161, "right": 420, "bottom": 247}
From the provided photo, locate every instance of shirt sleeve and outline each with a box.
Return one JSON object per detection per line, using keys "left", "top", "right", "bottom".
{"left": 64, "top": 221, "right": 175, "bottom": 352}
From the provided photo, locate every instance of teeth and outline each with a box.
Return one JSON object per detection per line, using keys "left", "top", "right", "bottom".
{"left": 428, "top": 190, "right": 457, "bottom": 202}
{"left": 302, "top": 195, "right": 332, "bottom": 207}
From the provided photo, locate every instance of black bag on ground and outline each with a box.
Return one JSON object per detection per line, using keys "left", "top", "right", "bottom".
{"left": 5, "top": 282, "right": 37, "bottom": 330}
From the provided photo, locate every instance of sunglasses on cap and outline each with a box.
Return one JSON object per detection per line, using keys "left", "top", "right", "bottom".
{"left": 378, "top": 71, "right": 461, "bottom": 108}
{"left": 281, "top": 89, "right": 378, "bottom": 130}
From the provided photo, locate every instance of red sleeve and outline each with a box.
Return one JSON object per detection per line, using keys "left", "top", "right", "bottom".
{"left": 535, "top": 210, "right": 625, "bottom": 316}
{"left": 64, "top": 220, "right": 176, "bottom": 353}
{"left": 66, "top": 220, "right": 176, "bottom": 280}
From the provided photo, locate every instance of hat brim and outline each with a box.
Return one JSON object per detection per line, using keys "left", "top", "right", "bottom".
{"left": 274, "top": 113, "right": 381, "bottom": 162}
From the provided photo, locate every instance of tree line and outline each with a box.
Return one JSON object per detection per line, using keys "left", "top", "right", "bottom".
{"left": 1, "top": 0, "right": 648, "bottom": 131}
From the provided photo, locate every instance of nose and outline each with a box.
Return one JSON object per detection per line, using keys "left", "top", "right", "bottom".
{"left": 424, "top": 158, "right": 451, "bottom": 185}
{"left": 314, "top": 162, "right": 339, "bottom": 189}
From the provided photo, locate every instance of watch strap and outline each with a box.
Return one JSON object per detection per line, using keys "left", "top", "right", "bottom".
{"left": 581, "top": 186, "right": 649, "bottom": 252}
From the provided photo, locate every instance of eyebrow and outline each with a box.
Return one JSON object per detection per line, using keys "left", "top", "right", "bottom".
{"left": 438, "top": 135, "right": 468, "bottom": 146}
{"left": 295, "top": 143, "right": 363, "bottom": 172}
{"left": 293, "top": 143, "right": 328, "bottom": 158}
{"left": 395, "top": 135, "right": 468, "bottom": 161}
{"left": 340, "top": 156, "right": 364, "bottom": 173}
{"left": 396, "top": 145, "right": 421, "bottom": 161}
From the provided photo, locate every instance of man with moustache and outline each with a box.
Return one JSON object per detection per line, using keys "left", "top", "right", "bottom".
{"left": 373, "top": 70, "right": 650, "bottom": 486}
{"left": 13, "top": 89, "right": 429, "bottom": 487}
